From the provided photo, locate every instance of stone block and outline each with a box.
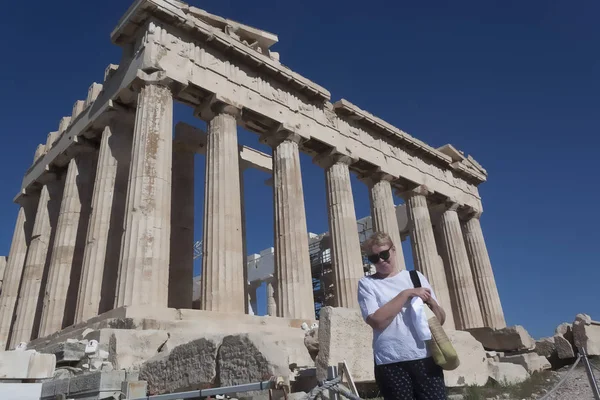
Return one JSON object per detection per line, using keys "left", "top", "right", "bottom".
{"left": 555, "top": 322, "right": 574, "bottom": 344}
{"left": 0, "top": 382, "right": 43, "bottom": 400}
{"left": 315, "top": 307, "right": 374, "bottom": 383}
{"left": 444, "top": 330, "right": 489, "bottom": 388}
{"left": 554, "top": 335, "right": 576, "bottom": 359}
{"left": 466, "top": 325, "right": 535, "bottom": 352}
{"left": 0, "top": 350, "right": 35, "bottom": 379}
{"left": 218, "top": 333, "right": 290, "bottom": 385}
{"left": 28, "top": 352, "right": 57, "bottom": 379}
{"left": 139, "top": 336, "right": 219, "bottom": 395}
{"left": 107, "top": 329, "right": 169, "bottom": 370}
{"left": 40, "top": 380, "right": 57, "bottom": 399}
{"left": 42, "top": 341, "right": 86, "bottom": 364}
{"left": 499, "top": 353, "right": 551, "bottom": 373}
{"left": 0, "top": 350, "right": 55, "bottom": 379}
{"left": 487, "top": 360, "right": 528, "bottom": 385}
{"left": 534, "top": 337, "right": 556, "bottom": 358}
{"left": 68, "top": 370, "right": 126, "bottom": 396}
{"left": 573, "top": 314, "right": 600, "bottom": 356}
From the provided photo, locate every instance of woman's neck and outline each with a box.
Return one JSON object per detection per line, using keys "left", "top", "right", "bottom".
{"left": 375, "top": 268, "right": 400, "bottom": 279}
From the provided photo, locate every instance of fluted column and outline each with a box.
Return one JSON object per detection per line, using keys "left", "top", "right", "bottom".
{"left": 266, "top": 278, "right": 276, "bottom": 317}
{"left": 319, "top": 154, "right": 363, "bottom": 308}
{"left": 116, "top": 82, "right": 173, "bottom": 308}
{"left": 365, "top": 175, "right": 406, "bottom": 270}
{"left": 10, "top": 178, "right": 64, "bottom": 348}
{"left": 0, "top": 195, "right": 38, "bottom": 349}
{"left": 201, "top": 106, "right": 245, "bottom": 313}
{"left": 39, "top": 154, "right": 97, "bottom": 336}
{"left": 437, "top": 202, "right": 484, "bottom": 329}
{"left": 462, "top": 213, "right": 506, "bottom": 328}
{"left": 403, "top": 186, "right": 455, "bottom": 329}
{"left": 270, "top": 133, "right": 314, "bottom": 320}
{"left": 75, "top": 120, "right": 133, "bottom": 323}
{"left": 169, "top": 138, "right": 195, "bottom": 309}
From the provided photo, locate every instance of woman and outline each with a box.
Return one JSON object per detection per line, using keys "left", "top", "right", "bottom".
{"left": 357, "top": 231, "right": 448, "bottom": 400}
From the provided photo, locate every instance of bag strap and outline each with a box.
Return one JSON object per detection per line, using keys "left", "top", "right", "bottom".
{"left": 409, "top": 270, "right": 422, "bottom": 288}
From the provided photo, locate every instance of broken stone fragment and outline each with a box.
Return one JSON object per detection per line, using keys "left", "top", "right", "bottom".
{"left": 139, "top": 337, "right": 218, "bottom": 395}
{"left": 487, "top": 359, "right": 528, "bottom": 385}
{"left": 499, "top": 353, "right": 551, "bottom": 373}
{"left": 555, "top": 322, "right": 574, "bottom": 344}
{"left": 534, "top": 337, "right": 556, "bottom": 358}
{"left": 572, "top": 314, "right": 600, "bottom": 356}
{"left": 554, "top": 335, "right": 576, "bottom": 359}
{"left": 304, "top": 328, "right": 319, "bottom": 360}
{"left": 466, "top": 325, "right": 535, "bottom": 352}
{"left": 42, "top": 341, "right": 87, "bottom": 364}
{"left": 443, "top": 330, "right": 489, "bottom": 388}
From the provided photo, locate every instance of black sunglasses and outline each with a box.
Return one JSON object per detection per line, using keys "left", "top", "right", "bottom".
{"left": 367, "top": 248, "right": 392, "bottom": 264}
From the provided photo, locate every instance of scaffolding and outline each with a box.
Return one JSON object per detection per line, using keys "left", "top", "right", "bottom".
{"left": 193, "top": 215, "right": 378, "bottom": 320}
{"left": 309, "top": 215, "right": 376, "bottom": 319}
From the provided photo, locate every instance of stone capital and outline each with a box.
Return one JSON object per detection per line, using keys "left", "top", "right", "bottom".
{"left": 194, "top": 93, "right": 242, "bottom": 122}
{"left": 441, "top": 198, "right": 462, "bottom": 213}
{"left": 459, "top": 205, "right": 483, "bottom": 221}
{"left": 132, "top": 70, "right": 180, "bottom": 99}
{"left": 259, "top": 125, "right": 303, "bottom": 148}
{"left": 313, "top": 150, "right": 356, "bottom": 169}
{"left": 397, "top": 184, "right": 433, "bottom": 200}
{"left": 356, "top": 169, "right": 394, "bottom": 186}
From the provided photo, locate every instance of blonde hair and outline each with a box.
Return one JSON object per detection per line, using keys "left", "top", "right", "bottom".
{"left": 362, "top": 231, "right": 394, "bottom": 254}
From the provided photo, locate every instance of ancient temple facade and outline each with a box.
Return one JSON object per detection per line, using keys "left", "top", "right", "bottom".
{"left": 0, "top": 0, "right": 505, "bottom": 350}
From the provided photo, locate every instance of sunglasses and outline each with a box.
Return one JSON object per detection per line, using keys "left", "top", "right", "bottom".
{"left": 367, "top": 248, "right": 392, "bottom": 264}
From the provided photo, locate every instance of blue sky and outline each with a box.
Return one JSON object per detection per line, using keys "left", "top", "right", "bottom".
{"left": 0, "top": 0, "right": 598, "bottom": 339}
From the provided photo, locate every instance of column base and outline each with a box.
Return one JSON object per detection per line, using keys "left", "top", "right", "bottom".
{"left": 25, "top": 305, "right": 317, "bottom": 351}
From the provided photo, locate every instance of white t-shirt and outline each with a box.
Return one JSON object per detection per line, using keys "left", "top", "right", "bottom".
{"left": 357, "top": 270, "right": 438, "bottom": 365}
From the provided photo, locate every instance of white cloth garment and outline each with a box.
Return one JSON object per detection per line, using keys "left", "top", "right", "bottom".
{"left": 357, "top": 270, "right": 438, "bottom": 365}
{"left": 410, "top": 297, "right": 432, "bottom": 342}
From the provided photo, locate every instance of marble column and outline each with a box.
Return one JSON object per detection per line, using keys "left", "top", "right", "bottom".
{"left": 403, "top": 186, "right": 455, "bottom": 329}
{"left": 266, "top": 278, "right": 276, "bottom": 317}
{"left": 365, "top": 175, "right": 406, "bottom": 270}
{"left": 320, "top": 154, "right": 363, "bottom": 309}
{"left": 0, "top": 195, "right": 38, "bottom": 349}
{"left": 437, "top": 202, "right": 484, "bottom": 330}
{"left": 116, "top": 83, "right": 173, "bottom": 308}
{"left": 462, "top": 213, "right": 506, "bottom": 328}
{"left": 248, "top": 282, "right": 259, "bottom": 316}
{"left": 39, "top": 154, "right": 97, "bottom": 337}
{"left": 169, "top": 139, "right": 195, "bottom": 309}
{"left": 10, "top": 178, "right": 64, "bottom": 348}
{"left": 201, "top": 106, "right": 245, "bottom": 313}
{"left": 239, "top": 164, "right": 249, "bottom": 315}
{"left": 75, "top": 121, "right": 133, "bottom": 323}
{"left": 271, "top": 134, "right": 314, "bottom": 320}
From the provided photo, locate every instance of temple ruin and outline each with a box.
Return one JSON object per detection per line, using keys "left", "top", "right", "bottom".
{"left": 0, "top": 0, "right": 505, "bottom": 352}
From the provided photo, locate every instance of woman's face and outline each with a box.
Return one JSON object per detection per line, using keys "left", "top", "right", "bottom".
{"left": 368, "top": 243, "right": 397, "bottom": 276}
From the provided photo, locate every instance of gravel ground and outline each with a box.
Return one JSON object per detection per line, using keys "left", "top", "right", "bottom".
{"left": 530, "top": 363, "right": 600, "bottom": 400}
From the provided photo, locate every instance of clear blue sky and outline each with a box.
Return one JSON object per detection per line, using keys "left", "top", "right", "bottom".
{"left": 0, "top": 0, "right": 598, "bottom": 339}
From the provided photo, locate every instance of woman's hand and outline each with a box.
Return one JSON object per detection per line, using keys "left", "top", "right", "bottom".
{"left": 407, "top": 288, "right": 432, "bottom": 302}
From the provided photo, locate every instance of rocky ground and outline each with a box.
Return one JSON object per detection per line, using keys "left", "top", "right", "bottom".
{"left": 446, "top": 359, "right": 600, "bottom": 400}
{"left": 529, "top": 361, "right": 599, "bottom": 400}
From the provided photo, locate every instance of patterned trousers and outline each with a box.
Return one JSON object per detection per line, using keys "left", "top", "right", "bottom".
{"left": 374, "top": 357, "right": 447, "bottom": 400}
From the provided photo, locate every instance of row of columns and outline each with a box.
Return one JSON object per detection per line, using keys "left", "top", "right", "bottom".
{"left": 404, "top": 187, "right": 506, "bottom": 330}
{"left": 0, "top": 77, "right": 505, "bottom": 349}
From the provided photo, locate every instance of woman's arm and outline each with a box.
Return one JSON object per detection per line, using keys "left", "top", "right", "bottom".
{"left": 366, "top": 288, "right": 431, "bottom": 331}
